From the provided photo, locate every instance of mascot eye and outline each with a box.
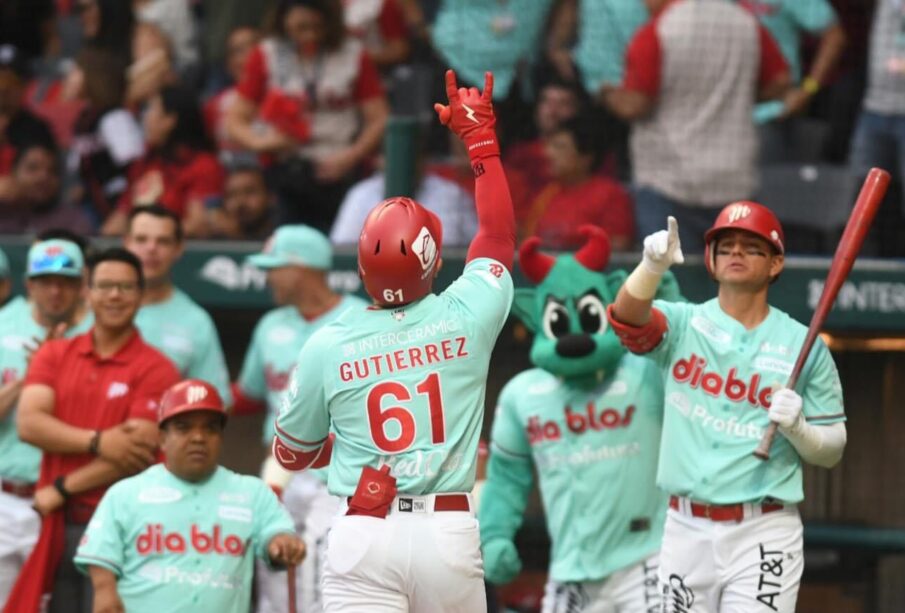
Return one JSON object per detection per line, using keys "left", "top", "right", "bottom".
{"left": 577, "top": 294, "right": 607, "bottom": 334}
{"left": 542, "top": 301, "right": 571, "bottom": 339}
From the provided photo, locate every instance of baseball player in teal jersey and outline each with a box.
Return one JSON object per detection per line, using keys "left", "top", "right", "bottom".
{"left": 481, "top": 229, "right": 679, "bottom": 613}
{"left": 607, "top": 203, "right": 847, "bottom": 613}
{"left": 123, "top": 206, "right": 232, "bottom": 405}
{"left": 274, "top": 69, "right": 516, "bottom": 613}
{"left": 237, "top": 224, "right": 367, "bottom": 613}
{"left": 0, "top": 239, "right": 93, "bottom": 603}
{"left": 74, "top": 379, "right": 304, "bottom": 613}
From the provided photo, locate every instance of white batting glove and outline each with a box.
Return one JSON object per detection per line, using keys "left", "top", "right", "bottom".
{"left": 641, "top": 216, "right": 685, "bottom": 275}
{"left": 769, "top": 388, "right": 804, "bottom": 430}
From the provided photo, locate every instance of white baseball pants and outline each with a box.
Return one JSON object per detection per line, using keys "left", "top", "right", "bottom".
{"left": 658, "top": 505, "right": 803, "bottom": 613}
{"left": 542, "top": 553, "right": 661, "bottom": 613}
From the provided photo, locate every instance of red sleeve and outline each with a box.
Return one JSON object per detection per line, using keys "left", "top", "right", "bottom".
{"left": 605, "top": 305, "right": 668, "bottom": 354}
{"left": 129, "top": 354, "right": 180, "bottom": 421}
{"left": 353, "top": 51, "right": 385, "bottom": 101}
{"left": 466, "top": 156, "right": 516, "bottom": 270}
{"left": 378, "top": 0, "right": 408, "bottom": 41}
{"left": 231, "top": 382, "right": 266, "bottom": 416}
{"left": 23, "top": 339, "right": 66, "bottom": 386}
{"left": 236, "top": 45, "right": 269, "bottom": 104}
{"left": 756, "top": 24, "right": 789, "bottom": 87}
{"left": 202, "top": 94, "right": 220, "bottom": 138}
{"left": 622, "top": 21, "right": 661, "bottom": 97}
{"left": 184, "top": 154, "right": 226, "bottom": 203}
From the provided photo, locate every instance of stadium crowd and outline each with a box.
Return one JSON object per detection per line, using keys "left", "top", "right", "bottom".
{"left": 0, "top": 0, "right": 902, "bottom": 612}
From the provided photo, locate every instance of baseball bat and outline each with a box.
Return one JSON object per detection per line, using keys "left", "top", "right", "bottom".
{"left": 287, "top": 563, "right": 298, "bottom": 613}
{"left": 753, "top": 167, "right": 890, "bottom": 460}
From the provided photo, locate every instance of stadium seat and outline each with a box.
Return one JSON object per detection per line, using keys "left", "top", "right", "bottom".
{"left": 757, "top": 163, "right": 854, "bottom": 253}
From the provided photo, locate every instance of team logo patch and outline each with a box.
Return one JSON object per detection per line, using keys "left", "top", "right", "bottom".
{"left": 186, "top": 384, "right": 208, "bottom": 404}
{"left": 397, "top": 498, "right": 426, "bottom": 513}
{"left": 726, "top": 203, "right": 751, "bottom": 223}
{"left": 107, "top": 382, "right": 129, "bottom": 399}
{"left": 690, "top": 316, "right": 731, "bottom": 344}
{"left": 138, "top": 487, "right": 183, "bottom": 504}
{"left": 411, "top": 226, "right": 438, "bottom": 275}
{"left": 218, "top": 505, "right": 253, "bottom": 523}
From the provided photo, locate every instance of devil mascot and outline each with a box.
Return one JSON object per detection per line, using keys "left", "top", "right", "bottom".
{"left": 479, "top": 226, "right": 683, "bottom": 613}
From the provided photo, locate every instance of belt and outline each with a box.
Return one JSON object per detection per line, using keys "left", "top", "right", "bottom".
{"left": 669, "top": 495, "right": 785, "bottom": 523}
{"left": 346, "top": 493, "right": 471, "bottom": 515}
{"left": 1, "top": 479, "right": 36, "bottom": 498}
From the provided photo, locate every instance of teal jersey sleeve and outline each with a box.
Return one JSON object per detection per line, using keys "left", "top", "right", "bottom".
{"left": 251, "top": 480, "right": 298, "bottom": 562}
{"left": 74, "top": 482, "right": 127, "bottom": 576}
{"left": 785, "top": 0, "right": 836, "bottom": 33}
{"left": 798, "top": 335, "right": 844, "bottom": 424}
{"left": 275, "top": 334, "right": 331, "bottom": 453}
{"left": 489, "top": 380, "right": 532, "bottom": 459}
{"left": 441, "top": 258, "right": 515, "bottom": 341}
{"left": 187, "top": 311, "right": 232, "bottom": 407}
{"left": 646, "top": 299, "right": 694, "bottom": 367}
{"left": 237, "top": 319, "right": 268, "bottom": 402}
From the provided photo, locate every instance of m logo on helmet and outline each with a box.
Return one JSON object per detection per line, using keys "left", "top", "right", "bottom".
{"left": 412, "top": 226, "right": 438, "bottom": 275}
{"left": 186, "top": 385, "right": 208, "bottom": 404}
{"left": 727, "top": 204, "right": 751, "bottom": 223}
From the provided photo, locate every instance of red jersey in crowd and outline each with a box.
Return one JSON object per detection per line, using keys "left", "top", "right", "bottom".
{"left": 118, "top": 147, "right": 225, "bottom": 219}
{"left": 522, "top": 176, "right": 635, "bottom": 250}
{"left": 25, "top": 330, "right": 180, "bottom": 511}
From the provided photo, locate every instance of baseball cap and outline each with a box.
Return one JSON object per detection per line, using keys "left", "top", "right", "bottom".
{"left": 0, "top": 247, "right": 9, "bottom": 279}
{"left": 26, "top": 239, "right": 84, "bottom": 278}
{"left": 246, "top": 225, "right": 332, "bottom": 270}
{"left": 0, "top": 44, "right": 28, "bottom": 80}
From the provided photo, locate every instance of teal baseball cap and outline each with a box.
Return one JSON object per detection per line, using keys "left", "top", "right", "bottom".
{"left": 26, "top": 239, "right": 85, "bottom": 278}
{"left": 0, "top": 246, "right": 9, "bottom": 279}
{"left": 247, "top": 225, "right": 333, "bottom": 270}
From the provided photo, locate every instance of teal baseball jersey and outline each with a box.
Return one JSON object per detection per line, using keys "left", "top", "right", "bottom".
{"left": 737, "top": 0, "right": 837, "bottom": 82}
{"left": 647, "top": 298, "right": 844, "bottom": 504}
{"left": 575, "top": 0, "right": 649, "bottom": 92}
{"left": 487, "top": 354, "right": 666, "bottom": 582}
{"left": 0, "top": 307, "right": 93, "bottom": 482}
{"left": 135, "top": 289, "right": 232, "bottom": 406}
{"left": 0, "top": 295, "right": 27, "bottom": 320}
{"left": 238, "top": 295, "right": 367, "bottom": 445}
{"left": 74, "top": 464, "right": 295, "bottom": 613}
{"left": 276, "top": 258, "right": 514, "bottom": 496}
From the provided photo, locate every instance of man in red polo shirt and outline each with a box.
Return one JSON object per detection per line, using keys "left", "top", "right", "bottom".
{"left": 6, "top": 247, "right": 180, "bottom": 613}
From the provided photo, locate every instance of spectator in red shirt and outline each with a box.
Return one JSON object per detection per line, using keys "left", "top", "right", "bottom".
{"left": 9, "top": 247, "right": 179, "bottom": 613}
{"left": 0, "top": 45, "right": 56, "bottom": 178}
{"left": 343, "top": 0, "right": 411, "bottom": 68}
{"left": 102, "top": 85, "right": 226, "bottom": 238}
{"left": 226, "top": 0, "right": 389, "bottom": 232}
{"left": 504, "top": 77, "right": 587, "bottom": 201}
{"left": 522, "top": 115, "right": 635, "bottom": 251}
{"left": 204, "top": 25, "right": 262, "bottom": 163}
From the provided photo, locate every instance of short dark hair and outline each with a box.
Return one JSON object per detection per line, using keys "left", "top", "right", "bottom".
{"left": 127, "top": 205, "right": 184, "bottom": 242}
{"left": 13, "top": 141, "right": 59, "bottom": 168}
{"left": 35, "top": 229, "right": 92, "bottom": 259}
{"left": 88, "top": 247, "right": 145, "bottom": 289}
{"left": 551, "top": 114, "right": 604, "bottom": 169}
{"left": 271, "top": 0, "right": 345, "bottom": 52}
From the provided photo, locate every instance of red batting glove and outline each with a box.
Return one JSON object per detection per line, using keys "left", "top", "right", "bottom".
{"left": 433, "top": 69, "right": 499, "bottom": 162}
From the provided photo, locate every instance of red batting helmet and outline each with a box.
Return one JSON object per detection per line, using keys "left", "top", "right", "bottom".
{"left": 158, "top": 379, "right": 226, "bottom": 425}
{"left": 358, "top": 197, "right": 443, "bottom": 306}
{"left": 704, "top": 201, "right": 785, "bottom": 275}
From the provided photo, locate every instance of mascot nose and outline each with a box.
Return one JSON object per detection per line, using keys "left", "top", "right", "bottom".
{"left": 555, "top": 334, "right": 595, "bottom": 358}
